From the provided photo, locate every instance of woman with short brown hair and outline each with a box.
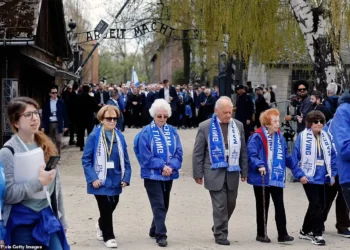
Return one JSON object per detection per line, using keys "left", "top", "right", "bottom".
{"left": 82, "top": 105, "right": 131, "bottom": 248}
{"left": 293, "top": 110, "right": 337, "bottom": 246}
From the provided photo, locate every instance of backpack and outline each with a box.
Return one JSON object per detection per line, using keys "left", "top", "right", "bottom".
{"left": 2, "top": 146, "right": 14, "bottom": 155}
{"left": 133, "top": 125, "right": 151, "bottom": 167}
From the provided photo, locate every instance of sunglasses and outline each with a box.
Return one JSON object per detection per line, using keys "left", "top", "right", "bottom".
{"left": 156, "top": 115, "right": 169, "bottom": 119}
{"left": 51, "top": 92, "right": 58, "bottom": 94}
{"left": 298, "top": 88, "right": 307, "bottom": 92}
{"left": 313, "top": 120, "right": 325, "bottom": 125}
{"left": 104, "top": 117, "right": 117, "bottom": 122}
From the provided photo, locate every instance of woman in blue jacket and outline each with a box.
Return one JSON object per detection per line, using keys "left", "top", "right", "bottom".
{"left": 248, "top": 108, "right": 307, "bottom": 243}
{"left": 82, "top": 105, "right": 132, "bottom": 248}
{"left": 135, "top": 99, "right": 183, "bottom": 247}
{"left": 293, "top": 110, "right": 337, "bottom": 246}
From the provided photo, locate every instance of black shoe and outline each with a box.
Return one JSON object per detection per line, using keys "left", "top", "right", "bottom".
{"left": 69, "top": 140, "right": 76, "bottom": 145}
{"left": 149, "top": 232, "right": 156, "bottom": 238}
{"left": 299, "top": 230, "right": 313, "bottom": 241}
{"left": 278, "top": 235, "right": 294, "bottom": 242}
{"left": 256, "top": 235, "right": 271, "bottom": 243}
{"left": 215, "top": 239, "right": 230, "bottom": 245}
{"left": 311, "top": 235, "right": 326, "bottom": 245}
{"left": 157, "top": 238, "right": 167, "bottom": 247}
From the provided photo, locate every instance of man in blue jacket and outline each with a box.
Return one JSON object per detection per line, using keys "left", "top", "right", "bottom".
{"left": 323, "top": 120, "right": 350, "bottom": 237}
{"left": 41, "top": 85, "right": 68, "bottom": 155}
{"left": 330, "top": 89, "right": 350, "bottom": 212}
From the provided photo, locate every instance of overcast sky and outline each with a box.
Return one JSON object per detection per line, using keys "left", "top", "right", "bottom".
{"left": 83, "top": 0, "right": 140, "bottom": 52}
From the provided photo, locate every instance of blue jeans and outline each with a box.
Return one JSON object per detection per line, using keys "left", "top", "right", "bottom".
{"left": 11, "top": 224, "right": 63, "bottom": 250}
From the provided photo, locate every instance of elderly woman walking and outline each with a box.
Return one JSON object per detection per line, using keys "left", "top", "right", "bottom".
{"left": 134, "top": 98, "right": 183, "bottom": 247}
{"left": 293, "top": 110, "right": 337, "bottom": 246}
{"left": 0, "top": 97, "right": 69, "bottom": 249}
{"left": 82, "top": 105, "right": 132, "bottom": 248}
{"left": 247, "top": 108, "right": 307, "bottom": 244}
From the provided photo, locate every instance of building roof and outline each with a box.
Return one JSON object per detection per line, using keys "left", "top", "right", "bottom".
{"left": 0, "top": 0, "right": 42, "bottom": 42}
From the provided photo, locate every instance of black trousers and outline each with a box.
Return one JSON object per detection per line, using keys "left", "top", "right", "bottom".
{"left": 76, "top": 120, "right": 93, "bottom": 148}
{"left": 302, "top": 184, "right": 325, "bottom": 236}
{"left": 69, "top": 120, "right": 76, "bottom": 142}
{"left": 342, "top": 183, "right": 350, "bottom": 211}
{"left": 144, "top": 179, "right": 173, "bottom": 240}
{"left": 95, "top": 195, "right": 119, "bottom": 242}
{"left": 322, "top": 176, "right": 350, "bottom": 232}
{"left": 253, "top": 186, "right": 288, "bottom": 238}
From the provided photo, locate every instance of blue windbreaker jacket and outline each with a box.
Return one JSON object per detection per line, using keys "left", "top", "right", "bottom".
{"left": 247, "top": 129, "right": 305, "bottom": 187}
{"left": 82, "top": 127, "right": 132, "bottom": 196}
{"left": 329, "top": 92, "right": 350, "bottom": 185}
{"left": 137, "top": 124, "right": 183, "bottom": 181}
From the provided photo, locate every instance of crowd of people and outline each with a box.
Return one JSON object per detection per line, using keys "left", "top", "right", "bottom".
{"left": 0, "top": 78, "right": 349, "bottom": 249}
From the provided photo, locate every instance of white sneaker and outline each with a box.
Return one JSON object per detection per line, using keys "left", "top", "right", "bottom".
{"left": 105, "top": 239, "right": 118, "bottom": 248}
{"left": 95, "top": 223, "right": 103, "bottom": 241}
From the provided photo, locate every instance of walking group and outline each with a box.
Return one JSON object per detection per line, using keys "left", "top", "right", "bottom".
{"left": 0, "top": 78, "right": 350, "bottom": 249}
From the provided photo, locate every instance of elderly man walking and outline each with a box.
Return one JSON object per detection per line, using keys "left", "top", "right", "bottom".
{"left": 192, "top": 96, "right": 248, "bottom": 246}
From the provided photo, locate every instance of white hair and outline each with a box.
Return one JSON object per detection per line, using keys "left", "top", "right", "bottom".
{"left": 327, "top": 82, "right": 338, "bottom": 95}
{"left": 149, "top": 99, "right": 172, "bottom": 118}
{"left": 215, "top": 96, "right": 233, "bottom": 109}
{"left": 205, "top": 88, "right": 211, "bottom": 94}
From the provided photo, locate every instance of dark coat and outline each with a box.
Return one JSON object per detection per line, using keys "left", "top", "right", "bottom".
{"left": 203, "top": 94, "right": 216, "bottom": 119}
{"left": 94, "top": 91, "right": 110, "bottom": 105}
{"left": 76, "top": 93, "right": 98, "bottom": 123}
{"left": 255, "top": 94, "right": 270, "bottom": 127}
{"left": 159, "top": 86, "right": 178, "bottom": 111}
{"left": 62, "top": 90, "right": 77, "bottom": 121}
{"left": 145, "top": 91, "right": 156, "bottom": 110}
{"left": 235, "top": 93, "right": 254, "bottom": 124}
{"left": 314, "top": 103, "right": 331, "bottom": 122}
{"left": 41, "top": 99, "right": 69, "bottom": 133}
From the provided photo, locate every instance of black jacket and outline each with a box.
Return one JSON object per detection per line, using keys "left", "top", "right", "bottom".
{"left": 236, "top": 93, "right": 254, "bottom": 124}
{"left": 159, "top": 86, "right": 178, "bottom": 111}
{"left": 76, "top": 93, "right": 98, "bottom": 122}
{"left": 94, "top": 91, "right": 110, "bottom": 105}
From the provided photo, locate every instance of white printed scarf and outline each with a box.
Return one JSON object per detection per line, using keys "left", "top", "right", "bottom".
{"left": 300, "top": 128, "right": 332, "bottom": 178}
{"left": 94, "top": 126, "right": 125, "bottom": 184}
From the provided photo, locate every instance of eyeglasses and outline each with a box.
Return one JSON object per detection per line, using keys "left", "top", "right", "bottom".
{"left": 104, "top": 117, "right": 117, "bottom": 122}
{"left": 51, "top": 92, "right": 58, "bottom": 94}
{"left": 20, "top": 110, "right": 40, "bottom": 119}
{"left": 298, "top": 88, "right": 307, "bottom": 92}
{"left": 156, "top": 115, "right": 169, "bottom": 119}
{"left": 313, "top": 120, "right": 325, "bottom": 125}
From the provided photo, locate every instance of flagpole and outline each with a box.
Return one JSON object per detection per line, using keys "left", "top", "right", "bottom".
{"left": 75, "top": 0, "right": 132, "bottom": 75}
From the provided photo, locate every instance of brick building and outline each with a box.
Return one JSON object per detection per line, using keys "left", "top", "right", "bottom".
{"left": 81, "top": 41, "right": 99, "bottom": 84}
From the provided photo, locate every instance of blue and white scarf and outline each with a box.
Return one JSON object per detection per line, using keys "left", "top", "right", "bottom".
{"left": 94, "top": 125, "right": 125, "bottom": 185}
{"left": 262, "top": 127, "right": 286, "bottom": 188}
{"left": 150, "top": 120, "right": 176, "bottom": 164}
{"left": 300, "top": 128, "right": 332, "bottom": 178}
{"left": 208, "top": 114, "right": 241, "bottom": 172}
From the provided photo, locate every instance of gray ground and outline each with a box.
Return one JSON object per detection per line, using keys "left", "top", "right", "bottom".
{"left": 60, "top": 128, "right": 348, "bottom": 250}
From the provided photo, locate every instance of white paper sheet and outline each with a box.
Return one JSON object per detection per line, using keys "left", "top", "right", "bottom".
{"left": 14, "top": 147, "right": 47, "bottom": 199}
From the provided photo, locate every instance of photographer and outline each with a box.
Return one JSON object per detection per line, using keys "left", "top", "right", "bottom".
{"left": 285, "top": 80, "right": 313, "bottom": 133}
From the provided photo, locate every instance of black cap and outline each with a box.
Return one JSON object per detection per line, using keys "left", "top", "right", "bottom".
{"left": 255, "top": 87, "right": 263, "bottom": 91}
